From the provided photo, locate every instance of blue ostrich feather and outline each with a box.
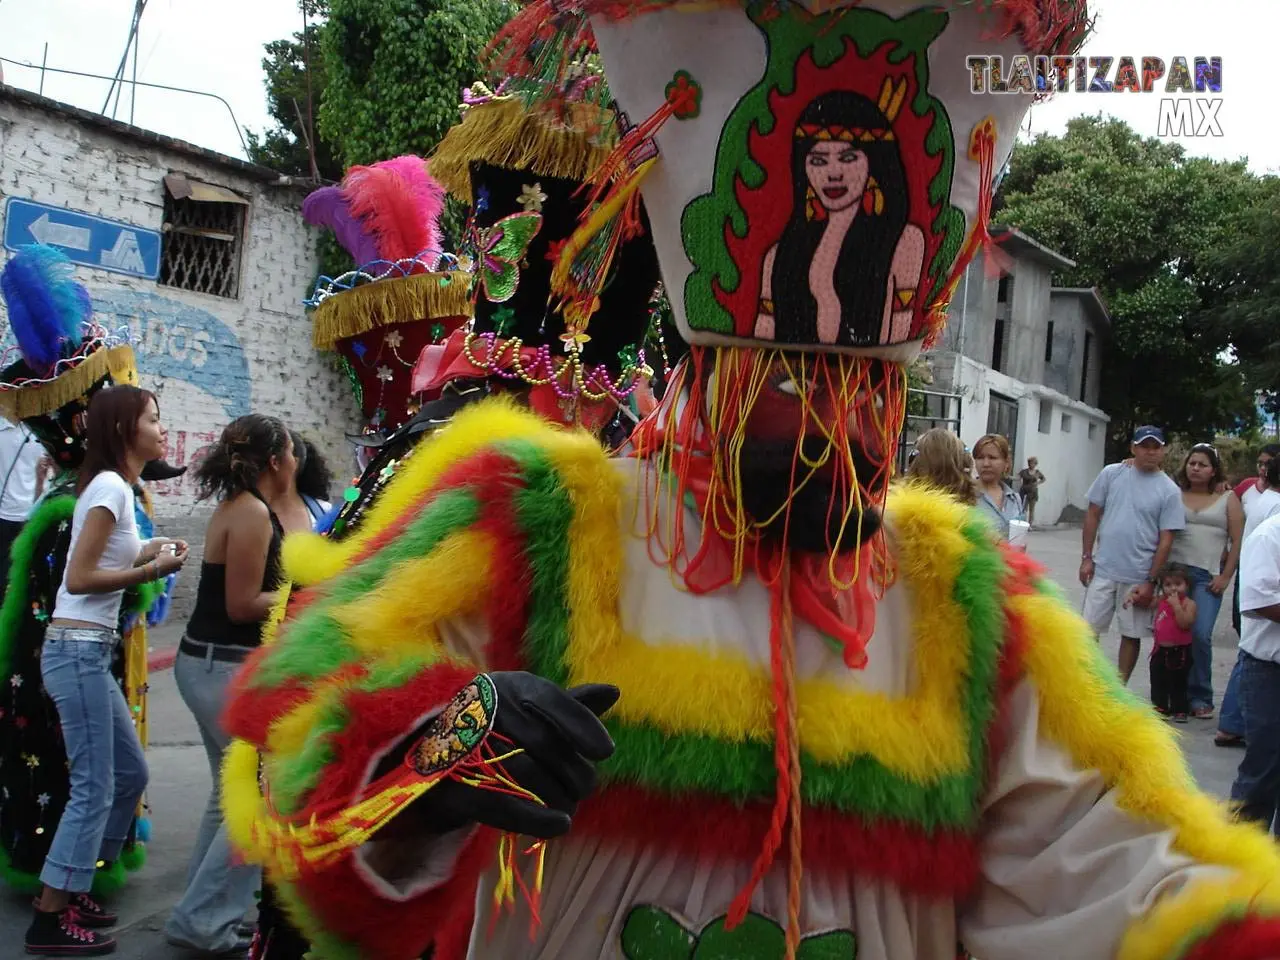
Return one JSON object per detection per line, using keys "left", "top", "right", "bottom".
{"left": 0, "top": 244, "right": 88, "bottom": 368}
{"left": 146, "top": 574, "right": 176, "bottom": 627}
{"left": 315, "top": 501, "right": 342, "bottom": 535}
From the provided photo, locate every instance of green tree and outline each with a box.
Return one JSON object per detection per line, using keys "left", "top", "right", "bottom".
{"left": 245, "top": 0, "right": 342, "bottom": 180}
{"left": 317, "top": 0, "right": 514, "bottom": 167}
{"left": 995, "top": 115, "right": 1260, "bottom": 455}
{"left": 1200, "top": 176, "right": 1280, "bottom": 420}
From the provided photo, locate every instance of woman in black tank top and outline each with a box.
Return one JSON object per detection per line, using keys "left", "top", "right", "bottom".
{"left": 163, "top": 415, "right": 300, "bottom": 956}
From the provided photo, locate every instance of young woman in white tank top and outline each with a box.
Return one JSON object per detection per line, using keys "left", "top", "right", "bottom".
{"left": 1170, "top": 443, "right": 1242, "bottom": 720}
{"left": 27, "top": 386, "right": 189, "bottom": 956}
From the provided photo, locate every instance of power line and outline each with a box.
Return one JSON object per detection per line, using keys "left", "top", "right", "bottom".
{"left": 1, "top": 56, "right": 249, "bottom": 157}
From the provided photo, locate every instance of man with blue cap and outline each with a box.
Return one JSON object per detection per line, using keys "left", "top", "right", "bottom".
{"left": 1081, "top": 425, "right": 1186, "bottom": 683}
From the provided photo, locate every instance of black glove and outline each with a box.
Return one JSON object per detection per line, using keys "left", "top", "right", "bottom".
{"left": 383, "top": 672, "right": 619, "bottom": 840}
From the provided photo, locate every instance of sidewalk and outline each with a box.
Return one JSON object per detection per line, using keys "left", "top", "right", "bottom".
{"left": 146, "top": 622, "right": 184, "bottom": 673}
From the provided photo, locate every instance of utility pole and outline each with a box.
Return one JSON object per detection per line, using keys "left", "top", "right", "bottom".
{"left": 102, "top": 0, "right": 146, "bottom": 120}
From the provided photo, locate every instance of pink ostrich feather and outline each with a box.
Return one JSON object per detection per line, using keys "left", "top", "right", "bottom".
{"left": 342, "top": 155, "right": 446, "bottom": 271}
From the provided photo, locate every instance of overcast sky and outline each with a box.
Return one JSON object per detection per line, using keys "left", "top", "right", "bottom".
{"left": 0, "top": 0, "right": 1270, "bottom": 173}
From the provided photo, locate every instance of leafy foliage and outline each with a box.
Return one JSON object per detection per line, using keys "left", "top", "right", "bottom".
{"left": 995, "top": 115, "right": 1265, "bottom": 455}
{"left": 317, "top": 0, "right": 514, "bottom": 167}
{"left": 1200, "top": 176, "right": 1280, "bottom": 419}
{"left": 245, "top": 0, "right": 342, "bottom": 180}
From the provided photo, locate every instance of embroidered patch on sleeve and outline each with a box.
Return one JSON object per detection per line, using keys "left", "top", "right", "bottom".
{"left": 408, "top": 673, "right": 499, "bottom": 777}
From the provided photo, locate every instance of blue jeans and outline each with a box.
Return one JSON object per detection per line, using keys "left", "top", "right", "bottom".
{"left": 1220, "top": 651, "right": 1246, "bottom": 737}
{"left": 38, "top": 627, "right": 148, "bottom": 893}
{"left": 1185, "top": 565, "right": 1224, "bottom": 712}
{"left": 163, "top": 644, "right": 260, "bottom": 952}
{"left": 1230, "top": 651, "right": 1280, "bottom": 832}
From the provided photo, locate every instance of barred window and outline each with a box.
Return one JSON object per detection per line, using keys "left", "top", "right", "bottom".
{"left": 160, "top": 174, "right": 247, "bottom": 299}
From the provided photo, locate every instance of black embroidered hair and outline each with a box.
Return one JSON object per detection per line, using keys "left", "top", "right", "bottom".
{"left": 771, "top": 90, "right": 908, "bottom": 347}
{"left": 194, "top": 414, "right": 289, "bottom": 502}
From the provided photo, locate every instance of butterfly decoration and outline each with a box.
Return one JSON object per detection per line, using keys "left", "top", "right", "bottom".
{"left": 470, "top": 211, "right": 543, "bottom": 303}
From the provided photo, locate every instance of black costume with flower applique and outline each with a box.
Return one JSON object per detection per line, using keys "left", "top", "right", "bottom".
{"left": 0, "top": 327, "right": 150, "bottom": 894}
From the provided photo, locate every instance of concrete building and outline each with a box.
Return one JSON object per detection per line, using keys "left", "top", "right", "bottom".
{"left": 927, "top": 226, "right": 1110, "bottom": 525}
{"left": 0, "top": 84, "right": 360, "bottom": 613}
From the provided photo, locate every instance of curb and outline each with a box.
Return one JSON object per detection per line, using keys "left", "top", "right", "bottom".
{"left": 147, "top": 648, "right": 178, "bottom": 672}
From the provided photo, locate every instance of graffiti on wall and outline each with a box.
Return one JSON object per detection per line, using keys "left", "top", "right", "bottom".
{"left": 90, "top": 289, "right": 252, "bottom": 500}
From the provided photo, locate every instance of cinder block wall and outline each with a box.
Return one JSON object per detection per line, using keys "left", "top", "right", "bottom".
{"left": 0, "top": 91, "right": 361, "bottom": 621}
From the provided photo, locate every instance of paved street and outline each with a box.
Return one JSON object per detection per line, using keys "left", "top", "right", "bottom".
{"left": 0, "top": 527, "right": 1248, "bottom": 956}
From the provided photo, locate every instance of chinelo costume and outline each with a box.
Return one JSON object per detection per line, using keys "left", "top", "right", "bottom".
{"left": 238, "top": 75, "right": 665, "bottom": 960}
{"left": 302, "top": 155, "right": 473, "bottom": 445}
{"left": 0, "top": 245, "right": 160, "bottom": 895}
{"left": 222, "top": 3, "right": 1280, "bottom": 959}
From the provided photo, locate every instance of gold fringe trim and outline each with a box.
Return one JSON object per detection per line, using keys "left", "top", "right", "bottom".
{"left": 429, "top": 97, "right": 617, "bottom": 202}
{"left": 0, "top": 345, "right": 138, "bottom": 421}
{"left": 311, "top": 273, "right": 474, "bottom": 350}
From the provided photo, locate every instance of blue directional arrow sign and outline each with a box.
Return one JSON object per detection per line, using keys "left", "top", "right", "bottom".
{"left": 3, "top": 197, "right": 161, "bottom": 280}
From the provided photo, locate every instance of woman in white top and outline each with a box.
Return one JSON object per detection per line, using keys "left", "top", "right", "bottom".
{"left": 1170, "top": 443, "right": 1242, "bottom": 720}
{"left": 26, "top": 386, "right": 188, "bottom": 957}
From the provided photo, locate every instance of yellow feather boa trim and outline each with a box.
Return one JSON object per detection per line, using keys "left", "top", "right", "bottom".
{"left": 223, "top": 400, "right": 600, "bottom": 866}
{"left": 1012, "top": 591, "right": 1280, "bottom": 958}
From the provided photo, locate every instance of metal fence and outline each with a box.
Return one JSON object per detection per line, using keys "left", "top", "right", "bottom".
{"left": 897, "top": 389, "right": 962, "bottom": 474}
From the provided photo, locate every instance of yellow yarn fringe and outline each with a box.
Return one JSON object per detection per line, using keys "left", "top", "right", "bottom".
{"left": 0, "top": 345, "right": 138, "bottom": 420}
{"left": 550, "top": 157, "right": 657, "bottom": 299}
{"left": 311, "top": 272, "right": 473, "bottom": 350}
{"left": 1012, "top": 592, "right": 1280, "bottom": 957}
{"left": 429, "top": 97, "right": 617, "bottom": 203}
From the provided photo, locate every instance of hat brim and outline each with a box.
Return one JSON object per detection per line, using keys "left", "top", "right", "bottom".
{"left": 347, "top": 382, "right": 490, "bottom": 451}
{"left": 140, "top": 459, "right": 187, "bottom": 482}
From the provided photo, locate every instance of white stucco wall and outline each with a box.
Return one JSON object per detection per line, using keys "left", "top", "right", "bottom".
{"left": 952, "top": 355, "right": 1107, "bottom": 525}
{"left": 0, "top": 91, "right": 361, "bottom": 615}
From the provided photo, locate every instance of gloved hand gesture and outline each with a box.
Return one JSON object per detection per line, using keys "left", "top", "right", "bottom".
{"left": 386, "top": 671, "right": 619, "bottom": 840}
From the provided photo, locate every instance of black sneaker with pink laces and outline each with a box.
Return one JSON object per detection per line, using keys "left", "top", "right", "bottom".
{"left": 66, "top": 895, "right": 117, "bottom": 929}
{"left": 31, "top": 895, "right": 117, "bottom": 930}
{"left": 24, "top": 907, "right": 117, "bottom": 956}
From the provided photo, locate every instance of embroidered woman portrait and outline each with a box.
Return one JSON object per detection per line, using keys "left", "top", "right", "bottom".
{"left": 756, "top": 84, "right": 926, "bottom": 347}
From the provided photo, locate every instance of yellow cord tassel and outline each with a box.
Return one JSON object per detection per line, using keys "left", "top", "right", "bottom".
{"left": 550, "top": 157, "right": 657, "bottom": 296}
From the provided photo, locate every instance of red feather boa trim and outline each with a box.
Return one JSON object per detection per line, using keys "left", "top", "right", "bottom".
{"left": 1180, "top": 916, "right": 1280, "bottom": 960}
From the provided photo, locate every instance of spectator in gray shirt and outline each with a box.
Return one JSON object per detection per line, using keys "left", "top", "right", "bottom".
{"left": 1080, "top": 425, "right": 1186, "bottom": 685}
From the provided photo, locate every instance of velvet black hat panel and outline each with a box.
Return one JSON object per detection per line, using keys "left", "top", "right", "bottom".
{"left": 468, "top": 161, "right": 661, "bottom": 373}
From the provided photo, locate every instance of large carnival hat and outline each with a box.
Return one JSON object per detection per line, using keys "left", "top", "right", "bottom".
{"left": 484, "top": 0, "right": 1090, "bottom": 568}
{"left": 410, "top": 77, "right": 665, "bottom": 430}
{"left": 481, "top": 2, "right": 1092, "bottom": 626}
{"left": 489, "top": 0, "right": 1090, "bottom": 359}
{"left": 0, "top": 245, "right": 139, "bottom": 469}
{"left": 303, "top": 157, "right": 472, "bottom": 437}
{"left": 325, "top": 86, "right": 668, "bottom": 537}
